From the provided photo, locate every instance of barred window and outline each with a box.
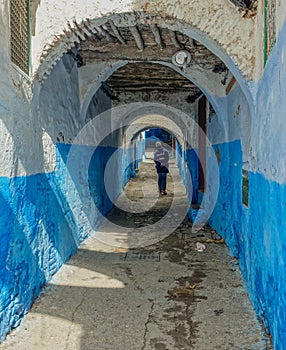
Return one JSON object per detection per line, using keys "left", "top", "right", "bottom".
{"left": 10, "top": 0, "right": 30, "bottom": 75}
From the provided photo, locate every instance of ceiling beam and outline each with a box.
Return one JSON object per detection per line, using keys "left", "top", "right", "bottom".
{"left": 149, "top": 24, "right": 165, "bottom": 49}
{"left": 129, "top": 26, "right": 144, "bottom": 51}
{"left": 169, "top": 30, "right": 182, "bottom": 49}
{"left": 108, "top": 20, "right": 127, "bottom": 45}
{"left": 107, "top": 86, "right": 197, "bottom": 92}
{"left": 94, "top": 25, "right": 117, "bottom": 42}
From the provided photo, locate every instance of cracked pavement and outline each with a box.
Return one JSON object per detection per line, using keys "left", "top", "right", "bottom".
{"left": 0, "top": 159, "right": 272, "bottom": 350}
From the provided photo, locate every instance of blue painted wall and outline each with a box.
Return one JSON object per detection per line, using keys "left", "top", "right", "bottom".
{"left": 0, "top": 142, "right": 141, "bottom": 341}
{"left": 208, "top": 140, "right": 243, "bottom": 258}
{"left": 175, "top": 19, "right": 286, "bottom": 349}
{"left": 0, "top": 172, "right": 79, "bottom": 340}
{"left": 176, "top": 140, "right": 200, "bottom": 212}
{"left": 208, "top": 140, "right": 286, "bottom": 350}
{"left": 178, "top": 137, "right": 286, "bottom": 349}
{"left": 244, "top": 17, "right": 286, "bottom": 350}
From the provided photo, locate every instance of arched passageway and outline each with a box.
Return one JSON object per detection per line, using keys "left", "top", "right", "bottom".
{"left": 2, "top": 2, "right": 286, "bottom": 349}
{"left": 0, "top": 144, "right": 271, "bottom": 350}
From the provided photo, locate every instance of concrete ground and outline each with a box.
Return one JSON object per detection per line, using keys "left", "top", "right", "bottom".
{"left": 0, "top": 158, "right": 272, "bottom": 350}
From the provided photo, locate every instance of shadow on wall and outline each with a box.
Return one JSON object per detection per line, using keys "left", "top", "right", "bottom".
{"left": 55, "top": 140, "right": 139, "bottom": 228}
{"left": 0, "top": 172, "right": 80, "bottom": 341}
{"left": 18, "top": 248, "right": 147, "bottom": 349}
{"left": 0, "top": 49, "right": 144, "bottom": 341}
{"left": 0, "top": 50, "right": 86, "bottom": 341}
{"left": 56, "top": 142, "right": 119, "bottom": 228}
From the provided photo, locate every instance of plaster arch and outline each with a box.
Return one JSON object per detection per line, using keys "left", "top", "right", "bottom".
{"left": 125, "top": 114, "right": 185, "bottom": 145}
{"left": 108, "top": 103, "right": 195, "bottom": 131}
{"left": 33, "top": 9, "right": 257, "bottom": 112}
{"left": 80, "top": 48, "right": 253, "bottom": 162}
{"left": 32, "top": 1, "right": 256, "bottom": 81}
{"left": 85, "top": 102, "right": 203, "bottom": 152}
{"left": 73, "top": 14, "right": 255, "bottom": 119}
{"left": 79, "top": 59, "right": 229, "bottom": 122}
{"left": 34, "top": 9, "right": 255, "bottom": 164}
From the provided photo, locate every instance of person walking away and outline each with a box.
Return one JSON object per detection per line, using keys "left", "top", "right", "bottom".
{"left": 154, "top": 142, "right": 169, "bottom": 195}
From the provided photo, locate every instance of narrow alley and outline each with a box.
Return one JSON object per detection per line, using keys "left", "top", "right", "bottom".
{"left": 0, "top": 158, "right": 271, "bottom": 350}
{"left": 1, "top": 2, "right": 286, "bottom": 349}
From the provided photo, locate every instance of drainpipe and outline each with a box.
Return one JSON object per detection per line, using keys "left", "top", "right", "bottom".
{"left": 264, "top": 0, "right": 268, "bottom": 66}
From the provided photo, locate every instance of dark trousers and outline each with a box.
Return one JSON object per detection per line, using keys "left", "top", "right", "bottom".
{"left": 158, "top": 173, "right": 167, "bottom": 191}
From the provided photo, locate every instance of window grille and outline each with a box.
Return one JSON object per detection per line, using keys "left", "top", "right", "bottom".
{"left": 10, "top": 0, "right": 30, "bottom": 75}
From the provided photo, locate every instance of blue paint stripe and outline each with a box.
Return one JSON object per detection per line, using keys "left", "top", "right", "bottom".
{"left": 0, "top": 142, "right": 144, "bottom": 341}
{"left": 177, "top": 139, "right": 286, "bottom": 349}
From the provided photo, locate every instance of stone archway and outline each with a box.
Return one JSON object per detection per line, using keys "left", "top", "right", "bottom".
{"left": 33, "top": 9, "right": 255, "bottom": 163}
{"left": 125, "top": 114, "right": 184, "bottom": 145}
{"left": 32, "top": 1, "right": 257, "bottom": 82}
